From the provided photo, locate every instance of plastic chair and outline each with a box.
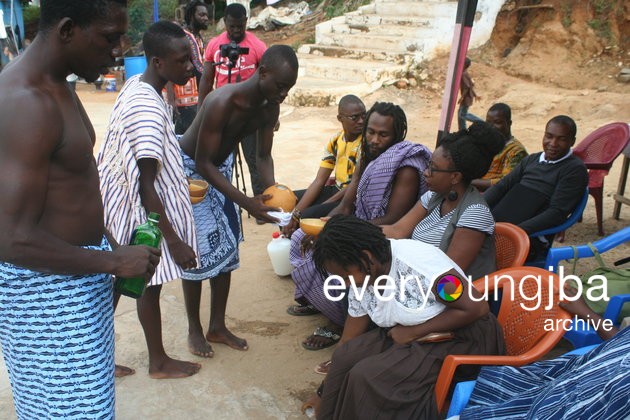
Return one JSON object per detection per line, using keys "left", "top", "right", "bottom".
{"left": 446, "top": 343, "right": 600, "bottom": 417}
{"left": 573, "top": 122, "right": 630, "bottom": 236}
{"left": 544, "top": 226, "right": 630, "bottom": 347}
{"left": 494, "top": 222, "right": 530, "bottom": 269}
{"left": 526, "top": 187, "right": 589, "bottom": 268}
{"left": 544, "top": 226, "right": 630, "bottom": 272}
{"left": 434, "top": 266, "right": 571, "bottom": 414}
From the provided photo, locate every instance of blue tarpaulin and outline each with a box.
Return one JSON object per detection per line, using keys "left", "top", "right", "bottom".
{"left": 0, "top": 0, "right": 24, "bottom": 49}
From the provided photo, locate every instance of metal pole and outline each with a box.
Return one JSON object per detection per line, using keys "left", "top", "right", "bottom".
{"left": 153, "top": 0, "right": 159, "bottom": 22}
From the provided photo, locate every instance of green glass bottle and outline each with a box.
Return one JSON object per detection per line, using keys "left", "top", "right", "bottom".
{"left": 114, "top": 212, "right": 162, "bottom": 298}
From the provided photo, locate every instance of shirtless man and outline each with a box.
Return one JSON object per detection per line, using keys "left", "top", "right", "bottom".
{"left": 0, "top": 1, "right": 159, "bottom": 418}
{"left": 178, "top": 44, "right": 298, "bottom": 356}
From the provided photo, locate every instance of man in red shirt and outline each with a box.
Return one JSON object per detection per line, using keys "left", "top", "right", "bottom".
{"left": 198, "top": 3, "right": 267, "bottom": 198}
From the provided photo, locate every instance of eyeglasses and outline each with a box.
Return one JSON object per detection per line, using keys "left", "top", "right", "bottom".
{"left": 339, "top": 112, "right": 367, "bottom": 122}
{"left": 426, "top": 161, "right": 459, "bottom": 176}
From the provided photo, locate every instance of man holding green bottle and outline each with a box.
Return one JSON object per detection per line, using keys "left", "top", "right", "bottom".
{"left": 98, "top": 21, "right": 202, "bottom": 380}
{"left": 0, "top": 1, "right": 161, "bottom": 418}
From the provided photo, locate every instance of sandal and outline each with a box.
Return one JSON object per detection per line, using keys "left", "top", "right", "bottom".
{"left": 287, "top": 303, "right": 321, "bottom": 316}
{"left": 314, "top": 359, "right": 331, "bottom": 375}
{"left": 302, "top": 326, "right": 341, "bottom": 351}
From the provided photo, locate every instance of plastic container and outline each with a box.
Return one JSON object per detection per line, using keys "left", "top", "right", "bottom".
{"left": 104, "top": 75, "right": 116, "bottom": 92}
{"left": 124, "top": 56, "right": 147, "bottom": 79}
{"left": 267, "top": 231, "right": 292, "bottom": 276}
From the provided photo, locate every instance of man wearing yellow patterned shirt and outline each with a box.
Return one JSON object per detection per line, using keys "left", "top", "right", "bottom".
{"left": 472, "top": 103, "right": 528, "bottom": 191}
{"left": 283, "top": 95, "right": 365, "bottom": 236}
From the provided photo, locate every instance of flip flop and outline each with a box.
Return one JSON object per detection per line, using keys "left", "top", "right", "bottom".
{"left": 314, "top": 359, "right": 331, "bottom": 375}
{"left": 302, "top": 326, "right": 340, "bottom": 351}
{"left": 286, "top": 303, "right": 320, "bottom": 316}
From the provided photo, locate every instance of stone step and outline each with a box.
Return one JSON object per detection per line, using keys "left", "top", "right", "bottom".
{"left": 343, "top": 12, "right": 451, "bottom": 28}
{"left": 287, "top": 76, "right": 381, "bottom": 107}
{"left": 298, "top": 44, "right": 415, "bottom": 65}
{"left": 326, "top": 22, "right": 450, "bottom": 39}
{"left": 297, "top": 53, "right": 407, "bottom": 84}
{"left": 316, "top": 31, "right": 432, "bottom": 55}
{"left": 359, "top": 1, "right": 457, "bottom": 17}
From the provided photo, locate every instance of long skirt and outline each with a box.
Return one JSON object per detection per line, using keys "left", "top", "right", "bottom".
{"left": 318, "top": 314, "right": 505, "bottom": 420}
{"left": 0, "top": 237, "right": 115, "bottom": 420}
{"left": 180, "top": 150, "right": 241, "bottom": 280}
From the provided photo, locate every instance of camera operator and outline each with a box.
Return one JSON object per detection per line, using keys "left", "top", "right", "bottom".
{"left": 198, "top": 3, "right": 267, "bottom": 202}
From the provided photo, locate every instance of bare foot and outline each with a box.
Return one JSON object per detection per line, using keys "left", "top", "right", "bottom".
{"left": 206, "top": 328, "right": 248, "bottom": 351}
{"left": 187, "top": 332, "right": 214, "bottom": 358}
{"left": 115, "top": 364, "right": 135, "bottom": 378}
{"left": 148, "top": 356, "right": 202, "bottom": 379}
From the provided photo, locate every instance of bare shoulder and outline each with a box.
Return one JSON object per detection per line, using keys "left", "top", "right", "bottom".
{"left": 0, "top": 77, "right": 63, "bottom": 153}
{"left": 201, "top": 85, "right": 234, "bottom": 114}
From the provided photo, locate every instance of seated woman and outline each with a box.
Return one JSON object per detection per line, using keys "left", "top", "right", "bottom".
{"left": 383, "top": 122, "right": 505, "bottom": 281}
{"left": 304, "top": 215, "right": 504, "bottom": 418}
{"left": 288, "top": 102, "right": 432, "bottom": 350}
{"left": 459, "top": 287, "right": 628, "bottom": 420}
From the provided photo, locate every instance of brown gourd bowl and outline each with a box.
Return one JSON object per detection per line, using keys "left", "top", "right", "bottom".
{"left": 300, "top": 218, "right": 327, "bottom": 236}
{"left": 189, "top": 179, "right": 209, "bottom": 199}
{"left": 262, "top": 183, "right": 298, "bottom": 212}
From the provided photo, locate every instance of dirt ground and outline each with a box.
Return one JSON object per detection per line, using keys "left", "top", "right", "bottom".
{"left": 1, "top": 8, "right": 630, "bottom": 416}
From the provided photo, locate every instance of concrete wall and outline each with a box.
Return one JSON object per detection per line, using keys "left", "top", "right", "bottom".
{"left": 470, "top": 0, "right": 507, "bottom": 49}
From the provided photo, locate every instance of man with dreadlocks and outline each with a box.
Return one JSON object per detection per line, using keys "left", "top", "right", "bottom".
{"left": 289, "top": 102, "right": 432, "bottom": 351}
{"left": 301, "top": 215, "right": 504, "bottom": 419}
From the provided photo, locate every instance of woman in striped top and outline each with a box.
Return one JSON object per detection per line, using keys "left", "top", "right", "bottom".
{"left": 383, "top": 122, "right": 505, "bottom": 280}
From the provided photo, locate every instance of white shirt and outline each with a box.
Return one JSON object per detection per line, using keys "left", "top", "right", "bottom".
{"left": 347, "top": 239, "right": 466, "bottom": 327}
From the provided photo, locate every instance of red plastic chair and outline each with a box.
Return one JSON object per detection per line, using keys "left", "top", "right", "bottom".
{"left": 494, "top": 222, "right": 530, "bottom": 269}
{"left": 572, "top": 122, "right": 630, "bottom": 236}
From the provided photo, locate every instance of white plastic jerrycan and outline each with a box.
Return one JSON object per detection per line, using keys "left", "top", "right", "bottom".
{"left": 267, "top": 231, "right": 292, "bottom": 276}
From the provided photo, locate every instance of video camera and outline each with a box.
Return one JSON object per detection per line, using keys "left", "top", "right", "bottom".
{"left": 219, "top": 41, "right": 249, "bottom": 66}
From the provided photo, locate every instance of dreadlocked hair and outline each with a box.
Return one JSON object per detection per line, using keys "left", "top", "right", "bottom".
{"left": 357, "top": 102, "right": 407, "bottom": 177}
{"left": 184, "top": 1, "right": 207, "bottom": 27}
{"left": 312, "top": 215, "right": 391, "bottom": 278}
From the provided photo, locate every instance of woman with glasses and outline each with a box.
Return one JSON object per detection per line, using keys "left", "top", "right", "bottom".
{"left": 382, "top": 122, "right": 504, "bottom": 280}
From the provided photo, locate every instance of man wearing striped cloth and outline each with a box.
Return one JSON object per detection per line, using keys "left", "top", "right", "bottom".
{"left": 0, "top": 1, "right": 160, "bottom": 418}
{"left": 98, "top": 21, "right": 201, "bottom": 379}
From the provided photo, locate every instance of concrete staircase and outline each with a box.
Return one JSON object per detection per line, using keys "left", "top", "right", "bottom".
{"left": 287, "top": 0, "right": 505, "bottom": 107}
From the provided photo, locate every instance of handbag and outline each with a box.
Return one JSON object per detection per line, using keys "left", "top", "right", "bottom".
{"left": 570, "top": 243, "right": 630, "bottom": 322}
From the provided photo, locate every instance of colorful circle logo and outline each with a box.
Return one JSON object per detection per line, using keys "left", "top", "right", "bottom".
{"left": 437, "top": 275, "right": 463, "bottom": 302}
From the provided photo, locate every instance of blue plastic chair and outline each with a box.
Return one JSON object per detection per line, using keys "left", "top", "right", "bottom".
{"left": 544, "top": 226, "right": 630, "bottom": 272}
{"left": 544, "top": 226, "right": 630, "bottom": 347}
{"left": 446, "top": 344, "right": 600, "bottom": 417}
{"left": 527, "top": 188, "right": 589, "bottom": 268}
